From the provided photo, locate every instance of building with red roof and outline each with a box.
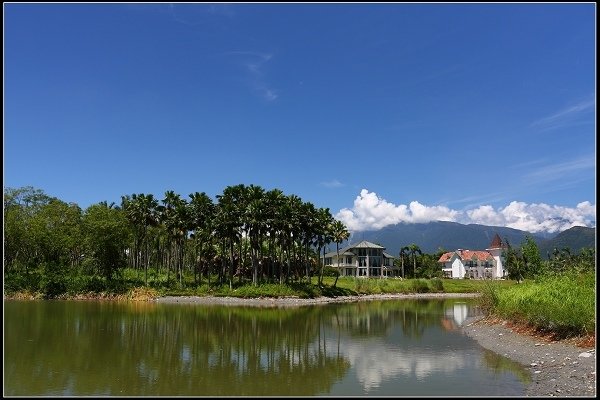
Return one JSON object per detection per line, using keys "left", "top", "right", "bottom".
{"left": 437, "top": 234, "right": 507, "bottom": 279}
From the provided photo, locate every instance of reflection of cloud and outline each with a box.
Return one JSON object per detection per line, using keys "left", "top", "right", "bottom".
{"left": 335, "top": 339, "right": 471, "bottom": 391}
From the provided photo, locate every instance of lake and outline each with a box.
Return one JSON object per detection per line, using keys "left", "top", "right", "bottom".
{"left": 4, "top": 298, "right": 529, "bottom": 396}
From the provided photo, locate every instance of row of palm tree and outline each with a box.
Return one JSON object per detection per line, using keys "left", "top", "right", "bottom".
{"left": 120, "top": 184, "right": 350, "bottom": 288}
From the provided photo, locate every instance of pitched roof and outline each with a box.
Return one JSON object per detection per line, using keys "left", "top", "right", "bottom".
{"left": 438, "top": 250, "right": 495, "bottom": 263}
{"left": 323, "top": 241, "right": 387, "bottom": 258}
{"left": 323, "top": 250, "right": 355, "bottom": 258}
{"left": 488, "top": 233, "right": 505, "bottom": 249}
{"left": 351, "top": 240, "right": 385, "bottom": 249}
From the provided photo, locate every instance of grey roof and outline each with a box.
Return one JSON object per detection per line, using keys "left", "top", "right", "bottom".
{"left": 323, "top": 250, "right": 355, "bottom": 258}
{"left": 323, "top": 241, "right": 386, "bottom": 258}
{"left": 382, "top": 252, "right": 396, "bottom": 259}
{"left": 351, "top": 240, "right": 385, "bottom": 249}
{"left": 334, "top": 241, "right": 386, "bottom": 254}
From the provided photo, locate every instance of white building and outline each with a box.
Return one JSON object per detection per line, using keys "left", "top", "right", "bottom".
{"left": 438, "top": 234, "right": 507, "bottom": 279}
{"left": 322, "top": 240, "right": 399, "bottom": 278}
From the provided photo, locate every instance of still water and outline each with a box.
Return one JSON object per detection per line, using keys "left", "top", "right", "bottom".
{"left": 4, "top": 298, "right": 529, "bottom": 396}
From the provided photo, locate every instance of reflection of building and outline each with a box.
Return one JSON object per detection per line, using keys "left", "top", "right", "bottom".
{"left": 441, "top": 303, "right": 468, "bottom": 331}
{"left": 322, "top": 240, "right": 399, "bottom": 277}
{"left": 438, "top": 234, "right": 507, "bottom": 279}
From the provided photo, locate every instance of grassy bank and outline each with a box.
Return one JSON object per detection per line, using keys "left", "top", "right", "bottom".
{"left": 480, "top": 271, "right": 595, "bottom": 339}
{"left": 5, "top": 267, "right": 513, "bottom": 300}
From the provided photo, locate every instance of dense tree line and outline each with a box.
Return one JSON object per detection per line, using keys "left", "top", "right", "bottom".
{"left": 4, "top": 185, "right": 349, "bottom": 295}
{"left": 5, "top": 186, "right": 593, "bottom": 297}
{"left": 503, "top": 235, "right": 595, "bottom": 282}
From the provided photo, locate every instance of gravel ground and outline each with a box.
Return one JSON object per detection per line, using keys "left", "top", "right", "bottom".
{"left": 155, "top": 294, "right": 596, "bottom": 397}
{"left": 462, "top": 316, "right": 596, "bottom": 397}
{"left": 154, "top": 292, "right": 480, "bottom": 306}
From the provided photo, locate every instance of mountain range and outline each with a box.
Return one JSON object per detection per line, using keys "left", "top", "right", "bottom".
{"left": 340, "top": 221, "right": 595, "bottom": 258}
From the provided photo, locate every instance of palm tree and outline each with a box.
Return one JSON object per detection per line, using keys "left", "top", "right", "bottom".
{"left": 330, "top": 219, "right": 350, "bottom": 287}
{"left": 407, "top": 243, "right": 422, "bottom": 279}
{"left": 158, "top": 191, "right": 188, "bottom": 285}
{"left": 188, "top": 192, "right": 214, "bottom": 285}
{"left": 246, "top": 184, "right": 265, "bottom": 286}
{"left": 315, "top": 207, "right": 335, "bottom": 287}
{"left": 399, "top": 246, "right": 410, "bottom": 279}
{"left": 215, "top": 184, "right": 245, "bottom": 289}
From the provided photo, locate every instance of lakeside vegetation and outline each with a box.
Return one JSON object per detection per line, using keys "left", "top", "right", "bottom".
{"left": 4, "top": 185, "right": 596, "bottom": 340}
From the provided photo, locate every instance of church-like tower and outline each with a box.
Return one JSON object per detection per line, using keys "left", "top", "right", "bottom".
{"left": 486, "top": 233, "right": 507, "bottom": 278}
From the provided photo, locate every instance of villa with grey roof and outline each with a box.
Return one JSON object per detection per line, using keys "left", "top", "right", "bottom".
{"left": 438, "top": 234, "right": 507, "bottom": 279}
{"left": 322, "top": 240, "right": 399, "bottom": 278}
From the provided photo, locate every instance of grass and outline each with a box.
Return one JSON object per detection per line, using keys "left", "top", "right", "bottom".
{"left": 480, "top": 271, "right": 595, "bottom": 339}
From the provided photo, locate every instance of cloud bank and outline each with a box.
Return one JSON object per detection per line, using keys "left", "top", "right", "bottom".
{"left": 336, "top": 189, "right": 596, "bottom": 234}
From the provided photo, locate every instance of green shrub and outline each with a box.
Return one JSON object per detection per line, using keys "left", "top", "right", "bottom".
{"left": 411, "top": 279, "right": 430, "bottom": 293}
{"left": 321, "top": 266, "right": 340, "bottom": 277}
{"left": 430, "top": 278, "right": 444, "bottom": 292}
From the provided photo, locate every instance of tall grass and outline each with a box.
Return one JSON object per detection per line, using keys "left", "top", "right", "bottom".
{"left": 488, "top": 272, "right": 595, "bottom": 337}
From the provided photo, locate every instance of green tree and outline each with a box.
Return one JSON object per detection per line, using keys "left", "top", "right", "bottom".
{"left": 521, "top": 235, "right": 543, "bottom": 278}
{"left": 406, "top": 244, "right": 422, "bottom": 279}
{"left": 503, "top": 238, "right": 525, "bottom": 283}
{"left": 330, "top": 220, "right": 350, "bottom": 287}
{"left": 188, "top": 191, "right": 215, "bottom": 285}
{"left": 398, "top": 246, "right": 410, "bottom": 279}
{"left": 4, "top": 186, "right": 54, "bottom": 272}
{"left": 83, "top": 202, "right": 131, "bottom": 280}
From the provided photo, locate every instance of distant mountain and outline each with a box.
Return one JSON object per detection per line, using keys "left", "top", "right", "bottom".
{"left": 337, "top": 221, "right": 594, "bottom": 257}
{"left": 537, "top": 226, "right": 596, "bottom": 259}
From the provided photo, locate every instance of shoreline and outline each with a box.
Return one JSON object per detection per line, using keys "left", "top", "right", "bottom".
{"left": 153, "top": 292, "right": 481, "bottom": 306}
{"left": 462, "top": 316, "right": 596, "bottom": 397}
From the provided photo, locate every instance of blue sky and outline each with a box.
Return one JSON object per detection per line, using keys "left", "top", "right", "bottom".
{"left": 4, "top": 3, "right": 596, "bottom": 233}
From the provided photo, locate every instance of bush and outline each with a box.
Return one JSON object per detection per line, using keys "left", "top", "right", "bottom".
{"left": 321, "top": 266, "right": 340, "bottom": 277}
{"left": 85, "top": 276, "right": 107, "bottom": 292}
{"left": 430, "top": 278, "right": 444, "bottom": 292}
{"left": 411, "top": 279, "right": 430, "bottom": 293}
{"left": 41, "top": 275, "right": 67, "bottom": 298}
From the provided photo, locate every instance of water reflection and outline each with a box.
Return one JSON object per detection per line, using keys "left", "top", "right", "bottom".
{"left": 4, "top": 298, "right": 528, "bottom": 396}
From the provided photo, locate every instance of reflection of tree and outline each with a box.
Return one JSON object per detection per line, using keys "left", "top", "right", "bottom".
{"left": 4, "top": 301, "right": 350, "bottom": 396}
{"left": 323, "top": 299, "right": 477, "bottom": 340}
{"left": 481, "top": 348, "right": 532, "bottom": 385}
{"left": 5, "top": 298, "right": 523, "bottom": 397}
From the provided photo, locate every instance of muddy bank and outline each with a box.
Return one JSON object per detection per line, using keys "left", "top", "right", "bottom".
{"left": 462, "top": 316, "right": 596, "bottom": 397}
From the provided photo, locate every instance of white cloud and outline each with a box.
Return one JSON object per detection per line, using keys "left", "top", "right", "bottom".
{"left": 335, "top": 189, "right": 459, "bottom": 231}
{"left": 336, "top": 189, "right": 596, "bottom": 234}
{"left": 223, "top": 51, "right": 278, "bottom": 101}
{"left": 531, "top": 97, "right": 595, "bottom": 131}
{"left": 320, "top": 179, "right": 344, "bottom": 188}
{"left": 523, "top": 156, "right": 595, "bottom": 185}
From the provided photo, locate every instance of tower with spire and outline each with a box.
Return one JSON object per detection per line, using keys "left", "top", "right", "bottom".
{"left": 486, "top": 233, "right": 507, "bottom": 278}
